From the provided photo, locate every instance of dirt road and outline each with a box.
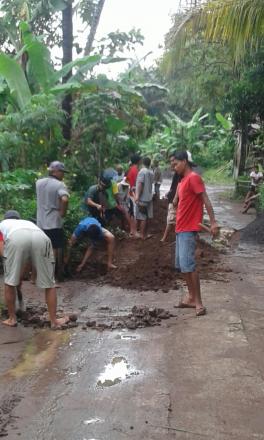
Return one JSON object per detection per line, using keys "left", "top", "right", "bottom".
{"left": 1, "top": 185, "right": 264, "bottom": 440}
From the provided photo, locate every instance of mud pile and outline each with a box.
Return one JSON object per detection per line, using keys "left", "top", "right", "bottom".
{"left": 1, "top": 306, "right": 78, "bottom": 330}
{"left": 76, "top": 200, "right": 222, "bottom": 290}
{"left": 240, "top": 213, "right": 264, "bottom": 244}
{"left": 84, "top": 305, "right": 175, "bottom": 331}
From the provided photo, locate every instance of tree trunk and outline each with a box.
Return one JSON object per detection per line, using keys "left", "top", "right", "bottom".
{"left": 84, "top": 0, "right": 106, "bottom": 56}
{"left": 62, "top": 0, "right": 73, "bottom": 141}
{"left": 233, "top": 119, "right": 248, "bottom": 178}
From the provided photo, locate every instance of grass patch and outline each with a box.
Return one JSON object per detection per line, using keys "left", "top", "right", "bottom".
{"left": 202, "top": 167, "right": 234, "bottom": 185}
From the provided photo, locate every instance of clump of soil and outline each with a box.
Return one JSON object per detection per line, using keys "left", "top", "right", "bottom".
{"left": 84, "top": 305, "right": 175, "bottom": 331}
{"left": 240, "top": 213, "right": 264, "bottom": 244}
{"left": 74, "top": 200, "right": 224, "bottom": 290}
{"left": 1, "top": 306, "right": 78, "bottom": 330}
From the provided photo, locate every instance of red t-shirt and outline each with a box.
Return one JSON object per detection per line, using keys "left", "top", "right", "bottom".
{"left": 126, "top": 165, "right": 138, "bottom": 188}
{"left": 176, "top": 171, "right": 205, "bottom": 233}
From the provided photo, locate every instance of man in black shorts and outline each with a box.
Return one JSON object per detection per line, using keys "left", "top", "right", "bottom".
{"left": 36, "top": 161, "right": 69, "bottom": 279}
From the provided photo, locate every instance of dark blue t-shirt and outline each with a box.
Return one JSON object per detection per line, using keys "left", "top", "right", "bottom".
{"left": 73, "top": 217, "right": 103, "bottom": 240}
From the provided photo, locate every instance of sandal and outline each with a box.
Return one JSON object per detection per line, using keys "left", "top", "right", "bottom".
{"left": 177, "top": 302, "right": 196, "bottom": 309}
{"left": 196, "top": 307, "right": 207, "bottom": 317}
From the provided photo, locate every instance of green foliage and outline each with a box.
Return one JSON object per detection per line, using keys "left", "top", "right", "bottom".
{"left": 0, "top": 169, "right": 38, "bottom": 219}
{"left": 259, "top": 185, "right": 264, "bottom": 211}
{"left": 0, "top": 94, "right": 65, "bottom": 170}
{"left": 0, "top": 52, "right": 31, "bottom": 109}
{"left": 69, "top": 85, "right": 151, "bottom": 190}
{"left": 63, "top": 192, "right": 84, "bottom": 239}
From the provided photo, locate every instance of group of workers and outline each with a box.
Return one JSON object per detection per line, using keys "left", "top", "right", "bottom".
{"left": 0, "top": 150, "right": 220, "bottom": 328}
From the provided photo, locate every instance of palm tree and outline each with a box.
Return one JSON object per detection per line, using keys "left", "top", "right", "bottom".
{"left": 170, "top": 0, "right": 264, "bottom": 64}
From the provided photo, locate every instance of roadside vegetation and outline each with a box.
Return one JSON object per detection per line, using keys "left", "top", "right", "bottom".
{"left": 0, "top": 0, "right": 263, "bottom": 231}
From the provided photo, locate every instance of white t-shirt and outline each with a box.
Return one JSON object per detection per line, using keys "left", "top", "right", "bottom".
{"left": 250, "top": 171, "right": 263, "bottom": 186}
{"left": 0, "top": 219, "right": 40, "bottom": 241}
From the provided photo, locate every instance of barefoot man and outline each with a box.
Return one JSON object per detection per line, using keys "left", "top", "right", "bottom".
{"left": 173, "top": 151, "right": 219, "bottom": 316}
{"left": 67, "top": 217, "right": 117, "bottom": 272}
{"left": 0, "top": 210, "right": 68, "bottom": 328}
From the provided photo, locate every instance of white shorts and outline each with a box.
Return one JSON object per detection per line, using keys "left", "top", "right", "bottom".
{"left": 167, "top": 203, "right": 176, "bottom": 225}
{"left": 3, "top": 229, "right": 55, "bottom": 288}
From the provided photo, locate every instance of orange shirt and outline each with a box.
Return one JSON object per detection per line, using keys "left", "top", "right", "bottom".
{"left": 176, "top": 172, "right": 205, "bottom": 233}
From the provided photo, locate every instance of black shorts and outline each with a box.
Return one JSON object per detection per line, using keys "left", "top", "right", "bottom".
{"left": 250, "top": 185, "right": 256, "bottom": 193}
{"left": 43, "top": 228, "right": 64, "bottom": 249}
{"left": 105, "top": 207, "right": 124, "bottom": 222}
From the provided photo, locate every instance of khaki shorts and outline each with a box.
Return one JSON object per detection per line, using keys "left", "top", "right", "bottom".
{"left": 167, "top": 203, "right": 176, "bottom": 225}
{"left": 3, "top": 229, "right": 55, "bottom": 288}
{"left": 135, "top": 201, "right": 153, "bottom": 221}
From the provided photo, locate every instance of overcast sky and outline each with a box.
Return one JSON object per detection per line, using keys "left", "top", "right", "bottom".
{"left": 77, "top": 0, "right": 181, "bottom": 76}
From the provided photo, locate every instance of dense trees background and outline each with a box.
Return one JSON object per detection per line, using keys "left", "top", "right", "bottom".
{"left": 0, "top": 0, "right": 264, "bottom": 221}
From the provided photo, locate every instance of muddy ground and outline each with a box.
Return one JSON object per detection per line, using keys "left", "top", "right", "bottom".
{"left": 72, "top": 199, "right": 228, "bottom": 291}
{"left": 1, "top": 185, "right": 264, "bottom": 440}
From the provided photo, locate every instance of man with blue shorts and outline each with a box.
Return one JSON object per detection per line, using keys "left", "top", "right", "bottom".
{"left": 173, "top": 151, "right": 219, "bottom": 316}
{"left": 67, "top": 217, "right": 117, "bottom": 273}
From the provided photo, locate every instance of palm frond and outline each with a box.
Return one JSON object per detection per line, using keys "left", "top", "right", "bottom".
{"left": 169, "top": 0, "right": 264, "bottom": 64}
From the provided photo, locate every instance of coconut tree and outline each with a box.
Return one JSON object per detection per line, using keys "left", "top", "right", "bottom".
{"left": 169, "top": 0, "right": 264, "bottom": 64}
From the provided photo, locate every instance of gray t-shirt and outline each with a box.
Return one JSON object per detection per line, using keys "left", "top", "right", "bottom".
{"left": 136, "top": 167, "right": 154, "bottom": 202}
{"left": 36, "top": 176, "right": 69, "bottom": 229}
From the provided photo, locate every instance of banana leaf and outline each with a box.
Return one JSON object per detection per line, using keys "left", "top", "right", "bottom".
{"left": 0, "top": 53, "right": 31, "bottom": 109}
{"left": 20, "top": 22, "right": 55, "bottom": 91}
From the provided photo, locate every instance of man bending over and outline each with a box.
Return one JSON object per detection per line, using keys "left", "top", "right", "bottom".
{"left": 67, "top": 217, "right": 117, "bottom": 273}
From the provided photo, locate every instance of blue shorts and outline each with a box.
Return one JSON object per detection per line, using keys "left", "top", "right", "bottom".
{"left": 175, "top": 232, "right": 197, "bottom": 273}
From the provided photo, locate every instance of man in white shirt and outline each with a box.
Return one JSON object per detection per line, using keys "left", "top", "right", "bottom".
{"left": 0, "top": 210, "right": 69, "bottom": 328}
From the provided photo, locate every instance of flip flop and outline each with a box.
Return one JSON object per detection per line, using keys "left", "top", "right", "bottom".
{"left": 177, "top": 302, "right": 196, "bottom": 309}
{"left": 196, "top": 307, "right": 207, "bottom": 317}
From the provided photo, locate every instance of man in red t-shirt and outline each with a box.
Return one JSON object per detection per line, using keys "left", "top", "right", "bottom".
{"left": 126, "top": 154, "right": 142, "bottom": 237}
{"left": 173, "top": 151, "right": 219, "bottom": 316}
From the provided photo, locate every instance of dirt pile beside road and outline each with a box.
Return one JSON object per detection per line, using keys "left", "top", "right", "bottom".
{"left": 240, "top": 213, "right": 264, "bottom": 244}
{"left": 75, "top": 199, "right": 225, "bottom": 290}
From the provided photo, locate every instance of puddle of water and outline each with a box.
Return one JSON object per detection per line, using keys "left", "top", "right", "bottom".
{"left": 4, "top": 330, "right": 69, "bottom": 379}
{"left": 83, "top": 418, "right": 101, "bottom": 426}
{"left": 97, "top": 356, "right": 138, "bottom": 387}
{"left": 115, "top": 334, "right": 138, "bottom": 340}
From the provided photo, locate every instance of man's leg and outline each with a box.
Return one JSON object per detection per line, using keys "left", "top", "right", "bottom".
{"left": 182, "top": 270, "right": 203, "bottom": 309}
{"left": 3, "top": 284, "right": 17, "bottom": 326}
{"left": 161, "top": 224, "right": 173, "bottom": 242}
{"left": 139, "top": 219, "right": 147, "bottom": 239}
{"left": 177, "top": 232, "right": 206, "bottom": 315}
{"left": 104, "top": 230, "right": 117, "bottom": 269}
{"left": 45, "top": 287, "right": 69, "bottom": 327}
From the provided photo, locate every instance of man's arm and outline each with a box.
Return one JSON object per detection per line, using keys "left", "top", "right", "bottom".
{"left": 202, "top": 192, "right": 219, "bottom": 236}
{"left": 87, "top": 197, "right": 103, "bottom": 212}
{"left": 59, "top": 195, "right": 69, "bottom": 217}
{"left": 135, "top": 182, "right": 143, "bottom": 203}
{"left": 172, "top": 187, "right": 179, "bottom": 208}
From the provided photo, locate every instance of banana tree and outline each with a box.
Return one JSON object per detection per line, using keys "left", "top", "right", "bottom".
{"left": 0, "top": 22, "right": 126, "bottom": 110}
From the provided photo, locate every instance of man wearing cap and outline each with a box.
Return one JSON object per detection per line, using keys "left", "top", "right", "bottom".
{"left": 84, "top": 174, "right": 124, "bottom": 227}
{"left": 36, "top": 161, "right": 69, "bottom": 278}
{"left": 173, "top": 151, "right": 219, "bottom": 316}
{"left": 0, "top": 210, "right": 68, "bottom": 328}
{"left": 66, "top": 217, "right": 117, "bottom": 272}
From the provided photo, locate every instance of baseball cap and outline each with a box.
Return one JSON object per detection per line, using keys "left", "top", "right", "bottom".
{"left": 4, "top": 210, "right": 21, "bottom": 220}
{"left": 48, "top": 161, "right": 68, "bottom": 173}
{"left": 99, "top": 173, "right": 112, "bottom": 187}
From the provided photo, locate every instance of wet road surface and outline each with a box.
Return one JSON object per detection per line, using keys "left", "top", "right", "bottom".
{"left": 1, "top": 184, "right": 264, "bottom": 439}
